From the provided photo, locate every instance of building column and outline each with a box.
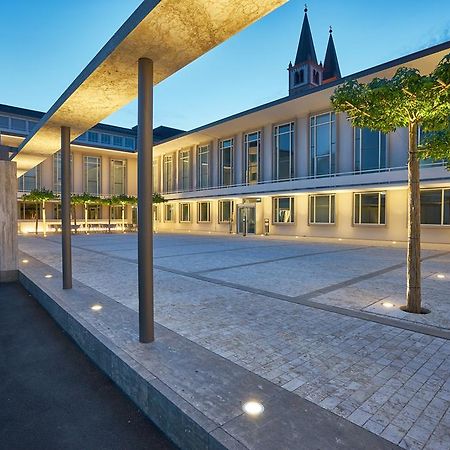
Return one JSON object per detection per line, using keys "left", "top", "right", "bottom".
{"left": 137, "top": 57, "right": 154, "bottom": 343}
{"left": 61, "top": 126, "right": 72, "bottom": 289}
{"left": 0, "top": 158, "right": 18, "bottom": 282}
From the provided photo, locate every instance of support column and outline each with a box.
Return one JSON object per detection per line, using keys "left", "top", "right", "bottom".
{"left": 137, "top": 58, "right": 154, "bottom": 343}
{"left": 61, "top": 126, "right": 72, "bottom": 289}
{"left": 0, "top": 159, "right": 18, "bottom": 282}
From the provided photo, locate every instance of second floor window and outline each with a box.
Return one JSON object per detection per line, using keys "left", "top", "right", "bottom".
{"left": 163, "top": 155, "right": 174, "bottom": 193}
{"left": 53, "top": 151, "right": 73, "bottom": 194}
{"left": 354, "top": 128, "right": 387, "bottom": 172}
{"left": 179, "top": 150, "right": 191, "bottom": 191}
{"left": 152, "top": 159, "right": 159, "bottom": 193}
{"left": 273, "top": 197, "right": 295, "bottom": 223}
{"left": 244, "top": 131, "right": 261, "bottom": 184}
{"left": 421, "top": 189, "right": 450, "bottom": 225}
{"left": 354, "top": 192, "right": 386, "bottom": 225}
{"left": 197, "top": 145, "right": 209, "bottom": 189}
{"left": 18, "top": 165, "right": 41, "bottom": 192}
{"left": 219, "top": 138, "right": 234, "bottom": 186}
{"left": 274, "top": 123, "right": 294, "bottom": 180}
{"left": 111, "top": 160, "right": 126, "bottom": 195}
{"left": 310, "top": 112, "right": 336, "bottom": 176}
{"left": 84, "top": 156, "right": 101, "bottom": 195}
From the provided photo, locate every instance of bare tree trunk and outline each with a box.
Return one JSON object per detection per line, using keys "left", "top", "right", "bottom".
{"left": 108, "top": 204, "right": 112, "bottom": 233}
{"left": 35, "top": 203, "right": 38, "bottom": 235}
{"left": 122, "top": 204, "right": 125, "bottom": 232}
{"left": 42, "top": 200, "right": 47, "bottom": 237}
{"left": 406, "top": 122, "right": 422, "bottom": 313}
{"left": 72, "top": 204, "right": 77, "bottom": 234}
{"left": 84, "top": 203, "right": 88, "bottom": 234}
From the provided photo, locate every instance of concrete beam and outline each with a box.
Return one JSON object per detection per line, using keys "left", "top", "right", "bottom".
{"left": 0, "top": 161, "right": 18, "bottom": 282}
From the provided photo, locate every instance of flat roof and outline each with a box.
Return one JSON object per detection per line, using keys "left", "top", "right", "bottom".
{"left": 12, "top": 0, "right": 287, "bottom": 176}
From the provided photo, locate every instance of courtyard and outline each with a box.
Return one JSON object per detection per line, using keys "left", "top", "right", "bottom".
{"left": 18, "top": 233, "right": 450, "bottom": 449}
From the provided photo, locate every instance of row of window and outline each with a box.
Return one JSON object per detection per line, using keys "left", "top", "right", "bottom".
{"left": 159, "top": 113, "right": 403, "bottom": 194}
{"left": 160, "top": 189, "right": 450, "bottom": 227}
{"left": 0, "top": 115, "right": 38, "bottom": 134}
{"left": 18, "top": 154, "right": 127, "bottom": 196}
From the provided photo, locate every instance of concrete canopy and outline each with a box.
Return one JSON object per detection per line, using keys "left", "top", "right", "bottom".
{"left": 13, "top": 0, "right": 287, "bottom": 176}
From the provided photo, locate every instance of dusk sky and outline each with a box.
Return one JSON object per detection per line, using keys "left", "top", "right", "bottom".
{"left": 1, "top": 0, "right": 449, "bottom": 132}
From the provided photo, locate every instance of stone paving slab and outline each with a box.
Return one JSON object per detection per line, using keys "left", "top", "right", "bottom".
{"left": 18, "top": 253, "right": 398, "bottom": 450}
{"left": 18, "top": 234, "right": 450, "bottom": 449}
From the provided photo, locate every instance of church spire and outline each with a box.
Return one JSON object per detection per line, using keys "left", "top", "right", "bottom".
{"left": 294, "top": 5, "right": 318, "bottom": 66}
{"left": 323, "top": 26, "right": 341, "bottom": 82}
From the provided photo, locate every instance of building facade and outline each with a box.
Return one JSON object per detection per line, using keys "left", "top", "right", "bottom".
{"left": 3, "top": 10, "right": 450, "bottom": 244}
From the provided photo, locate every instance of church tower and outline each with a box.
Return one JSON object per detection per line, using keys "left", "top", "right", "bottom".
{"left": 323, "top": 26, "right": 341, "bottom": 83}
{"left": 288, "top": 6, "right": 323, "bottom": 96}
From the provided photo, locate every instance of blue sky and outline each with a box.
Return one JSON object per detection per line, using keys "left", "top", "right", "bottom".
{"left": 1, "top": 0, "right": 449, "bottom": 132}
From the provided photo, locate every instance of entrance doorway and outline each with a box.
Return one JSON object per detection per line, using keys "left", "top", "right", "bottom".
{"left": 237, "top": 205, "right": 256, "bottom": 235}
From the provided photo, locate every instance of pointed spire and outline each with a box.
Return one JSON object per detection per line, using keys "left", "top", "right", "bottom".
{"left": 294, "top": 5, "right": 317, "bottom": 66}
{"left": 323, "top": 26, "right": 341, "bottom": 82}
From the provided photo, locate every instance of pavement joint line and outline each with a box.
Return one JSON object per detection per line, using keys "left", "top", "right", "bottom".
{"left": 26, "top": 238, "right": 450, "bottom": 340}
{"left": 194, "top": 246, "right": 368, "bottom": 274}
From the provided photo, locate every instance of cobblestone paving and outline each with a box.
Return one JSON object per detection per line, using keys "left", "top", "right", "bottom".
{"left": 19, "top": 234, "right": 450, "bottom": 449}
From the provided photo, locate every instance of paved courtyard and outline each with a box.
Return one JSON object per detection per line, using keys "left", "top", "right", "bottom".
{"left": 19, "top": 233, "right": 450, "bottom": 450}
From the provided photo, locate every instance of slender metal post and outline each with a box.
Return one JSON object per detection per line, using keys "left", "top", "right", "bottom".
{"left": 61, "top": 126, "right": 72, "bottom": 289}
{"left": 137, "top": 58, "right": 154, "bottom": 343}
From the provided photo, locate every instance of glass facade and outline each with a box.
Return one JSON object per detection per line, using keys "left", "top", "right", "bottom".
{"left": 244, "top": 131, "right": 261, "bottom": 184}
{"left": 110, "top": 160, "right": 126, "bottom": 195}
{"left": 197, "top": 145, "right": 209, "bottom": 189}
{"left": 273, "top": 197, "right": 294, "bottom": 223}
{"left": 309, "top": 194, "right": 335, "bottom": 224}
{"left": 274, "top": 123, "right": 294, "bottom": 180}
{"left": 354, "top": 128, "right": 386, "bottom": 172}
{"left": 219, "top": 138, "right": 234, "bottom": 186}
{"left": 84, "top": 156, "right": 101, "bottom": 195}
{"left": 310, "top": 112, "right": 336, "bottom": 176}
{"left": 421, "top": 189, "right": 450, "bottom": 225}
{"left": 354, "top": 192, "right": 386, "bottom": 225}
{"left": 198, "top": 202, "right": 211, "bottom": 222}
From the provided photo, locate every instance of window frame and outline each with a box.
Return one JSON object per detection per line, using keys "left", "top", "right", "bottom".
{"left": 110, "top": 159, "right": 127, "bottom": 196}
{"left": 83, "top": 155, "right": 101, "bottom": 196}
{"left": 179, "top": 149, "right": 191, "bottom": 191}
{"left": 219, "top": 138, "right": 234, "bottom": 187}
{"left": 164, "top": 203, "right": 175, "bottom": 222}
{"left": 420, "top": 188, "right": 450, "bottom": 226}
{"left": 244, "top": 130, "right": 261, "bottom": 185}
{"left": 309, "top": 194, "right": 336, "bottom": 225}
{"left": 163, "top": 154, "right": 174, "bottom": 193}
{"left": 218, "top": 200, "right": 234, "bottom": 223}
{"left": 179, "top": 202, "right": 192, "bottom": 223}
{"left": 197, "top": 144, "right": 210, "bottom": 189}
{"left": 354, "top": 127, "right": 387, "bottom": 173}
{"left": 273, "top": 122, "right": 295, "bottom": 181}
{"left": 197, "top": 201, "right": 211, "bottom": 223}
{"left": 310, "top": 112, "right": 336, "bottom": 177}
{"left": 272, "top": 196, "right": 295, "bottom": 224}
{"left": 353, "top": 192, "right": 386, "bottom": 226}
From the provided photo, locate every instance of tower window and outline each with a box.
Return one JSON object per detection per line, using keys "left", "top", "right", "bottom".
{"left": 313, "top": 70, "right": 320, "bottom": 85}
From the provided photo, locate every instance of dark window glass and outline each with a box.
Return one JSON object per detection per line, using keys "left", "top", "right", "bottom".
{"left": 421, "top": 190, "right": 442, "bottom": 225}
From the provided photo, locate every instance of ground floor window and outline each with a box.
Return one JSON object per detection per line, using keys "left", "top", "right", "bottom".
{"left": 87, "top": 204, "right": 102, "bottom": 220}
{"left": 164, "top": 204, "right": 174, "bottom": 222}
{"left": 421, "top": 189, "right": 450, "bottom": 225}
{"left": 354, "top": 192, "right": 385, "bottom": 225}
{"left": 218, "top": 200, "right": 233, "bottom": 223}
{"left": 153, "top": 205, "right": 158, "bottom": 222}
{"left": 18, "top": 202, "right": 41, "bottom": 220}
{"left": 111, "top": 205, "right": 127, "bottom": 220}
{"left": 198, "top": 202, "right": 211, "bottom": 223}
{"left": 179, "top": 203, "right": 191, "bottom": 222}
{"left": 273, "top": 197, "right": 294, "bottom": 223}
{"left": 309, "top": 194, "right": 335, "bottom": 224}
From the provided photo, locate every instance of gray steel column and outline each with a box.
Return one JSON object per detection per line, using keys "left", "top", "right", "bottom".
{"left": 61, "top": 126, "right": 72, "bottom": 289}
{"left": 137, "top": 58, "right": 154, "bottom": 343}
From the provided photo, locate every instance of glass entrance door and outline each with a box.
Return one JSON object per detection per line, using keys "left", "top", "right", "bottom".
{"left": 237, "top": 206, "right": 256, "bottom": 235}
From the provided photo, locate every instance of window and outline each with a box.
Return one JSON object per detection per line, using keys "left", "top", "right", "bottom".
{"left": 197, "top": 145, "right": 209, "bottom": 189}
{"left": 28, "top": 121, "right": 38, "bottom": 133}
{"left": 111, "top": 205, "right": 127, "bottom": 220}
{"left": 101, "top": 134, "right": 111, "bottom": 145}
{"left": 274, "top": 123, "right": 294, "bottom": 180}
{"left": 153, "top": 160, "right": 159, "bottom": 193}
{"left": 198, "top": 202, "right": 211, "bottom": 223}
{"left": 244, "top": 131, "right": 261, "bottom": 184}
{"left": 87, "top": 131, "right": 99, "bottom": 143}
{"left": 0, "top": 115, "right": 9, "bottom": 129}
{"left": 219, "top": 200, "right": 233, "bottom": 223}
{"left": 179, "top": 150, "right": 191, "bottom": 191}
{"left": 309, "top": 194, "right": 335, "bottom": 224}
{"left": 354, "top": 128, "right": 387, "bottom": 172}
{"left": 125, "top": 137, "right": 135, "bottom": 149}
{"left": 421, "top": 189, "right": 450, "bottom": 225}
{"left": 164, "top": 204, "right": 174, "bottom": 222}
{"left": 153, "top": 205, "right": 158, "bottom": 222}
{"left": 53, "top": 203, "right": 62, "bottom": 220}
{"left": 354, "top": 192, "right": 386, "bottom": 225}
{"left": 18, "top": 202, "right": 41, "bottom": 220}
{"left": 84, "top": 156, "right": 101, "bottom": 195}
{"left": 53, "top": 151, "right": 73, "bottom": 194}
{"left": 111, "top": 160, "right": 126, "bottom": 195}
{"left": 219, "top": 138, "right": 234, "bottom": 186}
{"left": 18, "top": 165, "right": 41, "bottom": 192}
{"left": 11, "top": 117, "right": 27, "bottom": 132}
{"left": 87, "top": 204, "right": 101, "bottom": 220}
{"left": 310, "top": 112, "right": 336, "bottom": 176}
{"left": 163, "top": 155, "right": 174, "bottom": 193}
{"left": 179, "top": 203, "right": 191, "bottom": 222}
{"left": 273, "top": 197, "right": 294, "bottom": 223}
{"left": 113, "top": 135, "right": 124, "bottom": 147}
{"left": 418, "top": 126, "right": 444, "bottom": 166}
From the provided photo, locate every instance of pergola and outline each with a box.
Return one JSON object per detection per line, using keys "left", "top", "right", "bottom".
{"left": 11, "top": 0, "right": 287, "bottom": 342}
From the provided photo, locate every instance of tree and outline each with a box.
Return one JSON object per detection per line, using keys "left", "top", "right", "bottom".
{"left": 22, "top": 188, "right": 58, "bottom": 236}
{"left": 70, "top": 194, "right": 86, "bottom": 233}
{"left": 331, "top": 54, "right": 450, "bottom": 314}
{"left": 71, "top": 193, "right": 99, "bottom": 234}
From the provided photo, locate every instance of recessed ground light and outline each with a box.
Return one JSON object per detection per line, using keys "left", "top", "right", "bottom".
{"left": 91, "top": 304, "right": 103, "bottom": 311}
{"left": 243, "top": 401, "right": 264, "bottom": 416}
{"left": 295, "top": 236, "right": 299, "bottom": 239}
{"left": 392, "top": 241, "right": 397, "bottom": 244}
{"left": 44, "top": 274, "right": 53, "bottom": 279}
{"left": 22, "top": 259, "right": 29, "bottom": 264}
{"left": 382, "top": 302, "right": 394, "bottom": 308}
{"left": 437, "top": 274, "right": 445, "bottom": 279}
{"left": 338, "top": 238, "right": 343, "bottom": 241}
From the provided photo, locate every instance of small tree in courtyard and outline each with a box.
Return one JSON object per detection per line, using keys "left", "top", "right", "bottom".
{"left": 22, "top": 188, "right": 58, "bottom": 236}
{"left": 331, "top": 54, "right": 450, "bottom": 314}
